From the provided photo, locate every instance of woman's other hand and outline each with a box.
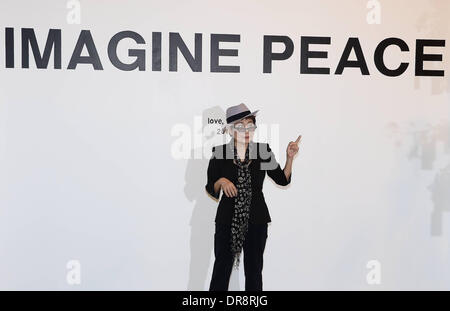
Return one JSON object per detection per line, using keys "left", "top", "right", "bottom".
{"left": 219, "top": 177, "right": 238, "bottom": 197}
{"left": 287, "top": 135, "right": 301, "bottom": 159}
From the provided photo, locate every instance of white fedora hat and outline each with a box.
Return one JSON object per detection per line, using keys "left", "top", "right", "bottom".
{"left": 221, "top": 103, "right": 259, "bottom": 134}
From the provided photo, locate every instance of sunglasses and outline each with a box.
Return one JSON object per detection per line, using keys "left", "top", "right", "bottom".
{"left": 232, "top": 123, "right": 257, "bottom": 132}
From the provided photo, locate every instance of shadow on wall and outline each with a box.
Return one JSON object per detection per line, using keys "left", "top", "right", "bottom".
{"left": 184, "top": 106, "right": 242, "bottom": 291}
{"left": 413, "top": 0, "right": 450, "bottom": 236}
{"left": 386, "top": 119, "right": 450, "bottom": 236}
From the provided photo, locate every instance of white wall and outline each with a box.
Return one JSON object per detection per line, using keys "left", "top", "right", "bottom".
{"left": 0, "top": 0, "right": 449, "bottom": 290}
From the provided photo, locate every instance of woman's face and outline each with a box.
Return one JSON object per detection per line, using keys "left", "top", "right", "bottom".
{"left": 230, "top": 117, "right": 256, "bottom": 143}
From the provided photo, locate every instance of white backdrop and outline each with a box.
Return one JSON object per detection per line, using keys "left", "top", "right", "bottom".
{"left": 0, "top": 0, "right": 449, "bottom": 290}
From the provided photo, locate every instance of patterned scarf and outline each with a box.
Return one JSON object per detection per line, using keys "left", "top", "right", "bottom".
{"left": 231, "top": 142, "right": 253, "bottom": 270}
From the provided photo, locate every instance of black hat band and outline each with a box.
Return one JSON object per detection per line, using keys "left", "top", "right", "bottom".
{"left": 226, "top": 110, "right": 251, "bottom": 124}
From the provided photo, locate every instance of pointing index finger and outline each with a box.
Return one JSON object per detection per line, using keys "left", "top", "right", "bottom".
{"left": 295, "top": 135, "right": 302, "bottom": 144}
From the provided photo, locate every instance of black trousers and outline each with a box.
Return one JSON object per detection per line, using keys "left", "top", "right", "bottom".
{"left": 209, "top": 222, "right": 268, "bottom": 291}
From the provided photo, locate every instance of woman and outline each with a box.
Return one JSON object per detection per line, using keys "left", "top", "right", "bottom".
{"left": 205, "top": 103, "right": 301, "bottom": 291}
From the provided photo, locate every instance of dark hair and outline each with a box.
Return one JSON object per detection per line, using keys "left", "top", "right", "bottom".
{"left": 242, "top": 115, "right": 256, "bottom": 124}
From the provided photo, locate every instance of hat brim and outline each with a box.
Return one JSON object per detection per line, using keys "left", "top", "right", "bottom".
{"left": 221, "top": 110, "right": 259, "bottom": 134}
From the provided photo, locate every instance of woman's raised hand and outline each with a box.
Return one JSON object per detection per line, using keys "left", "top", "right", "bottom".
{"left": 287, "top": 135, "right": 301, "bottom": 159}
{"left": 219, "top": 177, "right": 238, "bottom": 197}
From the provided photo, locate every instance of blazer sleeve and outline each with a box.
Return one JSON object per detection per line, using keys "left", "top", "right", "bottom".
{"left": 205, "top": 146, "right": 221, "bottom": 200}
{"left": 261, "top": 143, "right": 291, "bottom": 186}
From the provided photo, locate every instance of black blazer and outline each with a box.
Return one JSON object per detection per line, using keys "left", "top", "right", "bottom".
{"left": 205, "top": 141, "right": 291, "bottom": 224}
